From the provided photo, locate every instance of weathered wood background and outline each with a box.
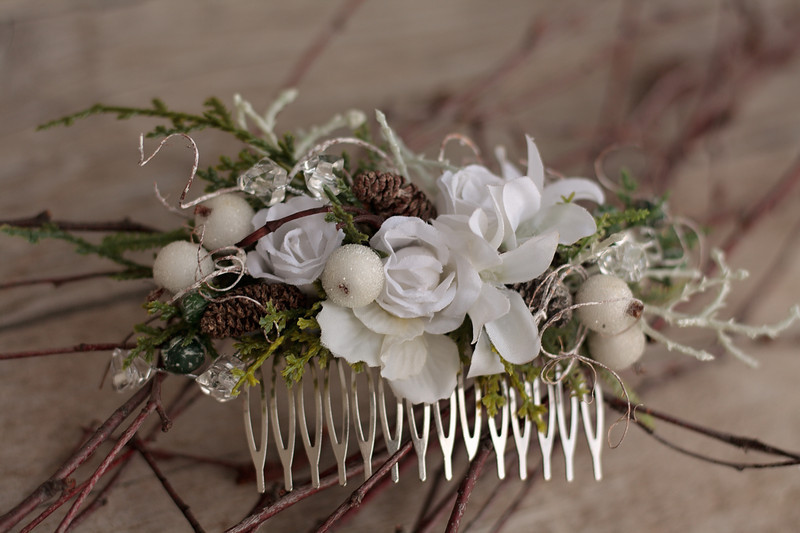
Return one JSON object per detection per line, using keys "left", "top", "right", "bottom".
{"left": 2, "top": 1, "right": 800, "bottom": 531}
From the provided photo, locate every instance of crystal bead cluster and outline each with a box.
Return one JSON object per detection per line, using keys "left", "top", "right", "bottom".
{"left": 196, "top": 355, "right": 247, "bottom": 402}
{"left": 302, "top": 155, "right": 344, "bottom": 198}
{"left": 238, "top": 158, "right": 288, "bottom": 206}
{"left": 110, "top": 348, "right": 154, "bottom": 392}
{"left": 598, "top": 237, "right": 649, "bottom": 283}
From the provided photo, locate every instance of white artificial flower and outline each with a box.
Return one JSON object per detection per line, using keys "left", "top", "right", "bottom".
{"left": 494, "top": 136, "right": 605, "bottom": 249}
{"left": 370, "top": 216, "right": 481, "bottom": 334}
{"left": 436, "top": 164, "right": 503, "bottom": 217}
{"left": 246, "top": 196, "right": 344, "bottom": 289}
{"left": 317, "top": 301, "right": 461, "bottom": 404}
{"left": 433, "top": 214, "right": 557, "bottom": 377}
{"left": 432, "top": 136, "right": 605, "bottom": 378}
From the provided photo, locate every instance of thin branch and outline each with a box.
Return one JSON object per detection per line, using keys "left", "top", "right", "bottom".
{"left": 281, "top": 0, "right": 368, "bottom": 89}
{"left": 224, "top": 442, "right": 411, "bottom": 533}
{"left": 718, "top": 152, "right": 800, "bottom": 258}
{"left": 0, "top": 270, "right": 129, "bottom": 290}
{"left": 133, "top": 438, "right": 206, "bottom": 533}
{"left": 605, "top": 396, "right": 800, "bottom": 468}
{"left": 55, "top": 373, "right": 168, "bottom": 532}
{"left": 485, "top": 466, "right": 540, "bottom": 533}
{"left": 315, "top": 441, "right": 415, "bottom": 532}
{"left": 0, "top": 211, "right": 160, "bottom": 233}
{"left": 444, "top": 438, "right": 493, "bottom": 533}
{"left": 0, "top": 382, "right": 151, "bottom": 531}
{"left": 0, "top": 342, "right": 137, "bottom": 361}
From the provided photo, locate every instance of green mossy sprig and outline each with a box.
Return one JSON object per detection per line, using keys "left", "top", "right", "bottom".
{"left": 0, "top": 223, "right": 189, "bottom": 279}
{"left": 127, "top": 299, "right": 217, "bottom": 366}
{"left": 231, "top": 300, "right": 331, "bottom": 394}
{"left": 39, "top": 98, "right": 277, "bottom": 156}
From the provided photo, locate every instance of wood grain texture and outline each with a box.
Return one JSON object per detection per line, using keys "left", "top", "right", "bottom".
{"left": 2, "top": 1, "right": 800, "bottom": 531}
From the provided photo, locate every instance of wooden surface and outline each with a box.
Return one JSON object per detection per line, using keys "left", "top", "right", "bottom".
{"left": 2, "top": 1, "right": 800, "bottom": 532}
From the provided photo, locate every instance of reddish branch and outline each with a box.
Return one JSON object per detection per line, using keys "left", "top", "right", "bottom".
{"left": 605, "top": 396, "right": 800, "bottom": 469}
{"left": 315, "top": 441, "right": 415, "bottom": 532}
{"left": 0, "top": 211, "right": 160, "bottom": 233}
{"left": 0, "top": 381, "right": 152, "bottom": 531}
{"left": 235, "top": 205, "right": 381, "bottom": 248}
{"left": 0, "top": 342, "right": 137, "bottom": 361}
{"left": 0, "top": 270, "right": 129, "bottom": 290}
{"left": 444, "top": 438, "right": 493, "bottom": 533}
{"left": 132, "top": 438, "right": 206, "bottom": 533}
{"left": 281, "top": 0, "right": 368, "bottom": 89}
{"left": 225, "top": 443, "right": 410, "bottom": 533}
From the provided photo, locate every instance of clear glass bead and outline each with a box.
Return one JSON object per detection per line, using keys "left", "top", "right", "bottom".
{"left": 110, "top": 348, "right": 154, "bottom": 392}
{"left": 302, "top": 155, "right": 344, "bottom": 198}
{"left": 238, "top": 158, "right": 288, "bottom": 206}
{"left": 598, "top": 238, "right": 649, "bottom": 283}
{"left": 195, "top": 355, "right": 247, "bottom": 402}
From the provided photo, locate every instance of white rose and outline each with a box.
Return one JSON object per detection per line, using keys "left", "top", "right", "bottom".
{"left": 370, "top": 216, "right": 481, "bottom": 334}
{"left": 245, "top": 196, "right": 343, "bottom": 289}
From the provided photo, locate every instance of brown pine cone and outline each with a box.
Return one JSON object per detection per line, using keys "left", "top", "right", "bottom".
{"left": 200, "top": 283, "right": 308, "bottom": 338}
{"left": 511, "top": 274, "right": 573, "bottom": 328}
{"left": 353, "top": 171, "right": 437, "bottom": 222}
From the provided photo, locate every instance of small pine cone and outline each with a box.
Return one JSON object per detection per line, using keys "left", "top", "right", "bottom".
{"left": 200, "top": 283, "right": 307, "bottom": 338}
{"left": 353, "top": 171, "right": 437, "bottom": 222}
{"left": 511, "top": 274, "right": 573, "bottom": 328}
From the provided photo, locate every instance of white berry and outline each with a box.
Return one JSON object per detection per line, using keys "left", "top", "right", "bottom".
{"left": 575, "top": 274, "right": 642, "bottom": 334}
{"left": 153, "top": 241, "right": 214, "bottom": 293}
{"left": 195, "top": 194, "right": 255, "bottom": 249}
{"left": 321, "top": 244, "right": 385, "bottom": 308}
{"left": 587, "top": 323, "right": 646, "bottom": 371}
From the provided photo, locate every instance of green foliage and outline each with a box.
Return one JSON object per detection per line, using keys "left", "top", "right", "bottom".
{"left": 558, "top": 206, "right": 651, "bottom": 262}
{"left": 1, "top": 222, "right": 157, "bottom": 275}
{"left": 127, "top": 299, "right": 215, "bottom": 366}
{"left": 232, "top": 300, "right": 328, "bottom": 392}
{"left": 39, "top": 98, "right": 274, "bottom": 154}
{"left": 323, "top": 195, "right": 370, "bottom": 245}
{"left": 477, "top": 373, "right": 506, "bottom": 417}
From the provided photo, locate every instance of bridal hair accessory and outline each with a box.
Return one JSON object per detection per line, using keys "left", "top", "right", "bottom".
{"left": 2, "top": 92, "right": 799, "bottom": 530}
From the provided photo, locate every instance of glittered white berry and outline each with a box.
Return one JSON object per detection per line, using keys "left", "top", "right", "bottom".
{"left": 152, "top": 241, "right": 214, "bottom": 293}
{"left": 587, "top": 323, "right": 646, "bottom": 371}
{"left": 321, "top": 244, "right": 385, "bottom": 308}
{"left": 575, "top": 274, "right": 643, "bottom": 334}
{"left": 195, "top": 194, "right": 255, "bottom": 249}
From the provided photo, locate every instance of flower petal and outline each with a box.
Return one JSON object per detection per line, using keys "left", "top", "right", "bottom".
{"left": 468, "top": 283, "right": 510, "bottom": 342}
{"left": 484, "top": 290, "right": 541, "bottom": 365}
{"left": 528, "top": 203, "right": 597, "bottom": 245}
{"left": 525, "top": 135, "right": 545, "bottom": 190}
{"left": 353, "top": 302, "right": 425, "bottom": 340}
{"left": 380, "top": 335, "right": 427, "bottom": 380}
{"left": 467, "top": 330, "right": 505, "bottom": 378}
{"left": 494, "top": 230, "right": 558, "bottom": 284}
{"left": 542, "top": 178, "right": 605, "bottom": 207}
{"left": 387, "top": 333, "right": 460, "bottom": 404}
{"left": 495, "top": 145, "right": 523, "bottom": 181}
{"left": 318, "top": 301, "right": 382, "bottom": 367}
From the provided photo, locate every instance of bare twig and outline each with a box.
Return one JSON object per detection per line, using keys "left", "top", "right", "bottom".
{"left": 444, "top": 438, "right": 493, "bottom": 533}
{"left": 0, "top": 382, "right": 151, "bottom": 531}
{"left": 133, "top": 438, "right": 206, "bottom": 533}
{"left": 485, "top": 466, "right": 540, "bottom": 533}
{"left": 605, "top": 396, "right": 800, "bottom": 468}
{"left": 55, "top": 373, "right": 169, "bottom": 532}
{"left": 281, "top": 0, "right": 368, "bottom": 89}
{"left": 0, "top": 211, "right": 160, "bottom": 233}
{"left": 225, "top": 442, "right": 411, "bottom": 533}
{"left": 0, "top": 342, "right": 137, "bottom": 361}
{"left": 0, "top": 270, "right": 131, "bottom": 290}
{"left": 315, "top": 441, "right": 415, "bottom": 532}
